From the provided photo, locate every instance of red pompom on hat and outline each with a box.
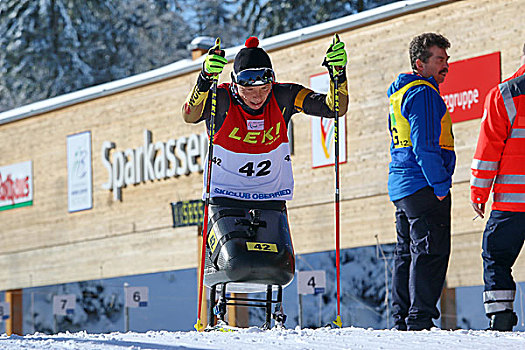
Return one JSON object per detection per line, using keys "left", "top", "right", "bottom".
{"left": 245, "top": 36, "right": 259, "bottom": 48}
{"left": 234, "top": 36, "right": 272, "bottom": 73}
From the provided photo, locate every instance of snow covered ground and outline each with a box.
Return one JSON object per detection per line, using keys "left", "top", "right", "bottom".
{"left": 1, "top": 327, "right": 524, "bottom": 349}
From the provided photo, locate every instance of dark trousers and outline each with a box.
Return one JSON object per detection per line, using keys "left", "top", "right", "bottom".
{"left": 391, "top": 186, "right": 451, "bottom": 330}
{"left": 482, "top": 210, "right": 525, "bottom": 293}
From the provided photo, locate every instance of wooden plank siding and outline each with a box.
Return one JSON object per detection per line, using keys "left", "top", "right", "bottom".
{"left": 1, "top": 0, "right": 525, "bottom": 290}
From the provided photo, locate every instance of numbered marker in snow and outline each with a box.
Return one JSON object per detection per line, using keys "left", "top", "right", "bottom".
{"left": 125, "top": 286, "right": 149, "bottom": 308}
{"left": 297, "top": 270, "right": 326, "bottom": 295}
{"left": 53, "top": 294, "right": 76, "bottom": 316}
{"left": 0, "top": 302, "right": 10, "bottom": 321}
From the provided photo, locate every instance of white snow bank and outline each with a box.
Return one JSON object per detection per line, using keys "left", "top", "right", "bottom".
{"left": 0, "top": 327, "right": 524, "bottom": 350}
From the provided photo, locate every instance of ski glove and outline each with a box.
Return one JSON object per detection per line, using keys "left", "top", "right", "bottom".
{"left": 323, "top": 34, "right": 347, "bottom": 77}
{"left": 202, "top": 39, "right": 227, "bottom": 79}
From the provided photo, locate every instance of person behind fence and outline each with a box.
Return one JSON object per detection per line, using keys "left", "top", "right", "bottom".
{"left": 387, "top": 33, "right": 455, "bottom": 331}
{"left": 470, "top": 44, "right": 525, "bottom": 332}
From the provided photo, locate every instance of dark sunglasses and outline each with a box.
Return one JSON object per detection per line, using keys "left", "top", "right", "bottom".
{"left": 231, "top": 68, "right": 275, "bottom": 86}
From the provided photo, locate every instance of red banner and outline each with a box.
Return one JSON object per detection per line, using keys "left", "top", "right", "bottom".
{"left": 440, "top": 52, "right": 501, "bottom": 123}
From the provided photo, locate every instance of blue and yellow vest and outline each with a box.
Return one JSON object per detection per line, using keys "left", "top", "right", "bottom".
{"left": 388, "top": 77, "right": 456, "bottom": 201}
{"left": 389, "top": 79, "right": 454, "bottom": 152}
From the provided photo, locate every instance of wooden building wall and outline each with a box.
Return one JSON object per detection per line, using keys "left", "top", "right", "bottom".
{"left": 1, "top": 0, "right": 525, "bottom": 290}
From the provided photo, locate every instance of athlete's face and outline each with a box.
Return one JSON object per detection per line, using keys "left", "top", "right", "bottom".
{"left": 416, "top": 45, "right": 450, "bottom": 84}
{"left": 236, "top": 83, "right": 272, "bottom": 110}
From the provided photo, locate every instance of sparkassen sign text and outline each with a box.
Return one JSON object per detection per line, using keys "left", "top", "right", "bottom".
{"left": 102, "top": 130, "right": 207, "bottom": 200}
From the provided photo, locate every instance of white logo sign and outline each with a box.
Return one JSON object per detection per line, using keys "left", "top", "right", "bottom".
{"left": 67, "top": 132, "right": 93, "bottom": 212}
{"left": 102, "top": 130, "right": 208, "bottom": 200}
{"left": 297, "top": 270, "right": 326, "bottom": 295}
{"left": 53, "top": 294, "right": 76, "bottom": 316}
{"left": 125, "top": 286, "right": 149, "bottom": 308}
{"left": 443, "top": 88, "right": 480, "bottom": 113}
{"left": 309, "top": 72, "right": 347, "bottom": 168}
{"left": 0, "top": 302, "right": 10, "bottom": 321}
{"left": 247, "top": 119, "right": 264, "bottom": 131}
{"left": 0, "top": 161, "right": 33, "bottom": 211}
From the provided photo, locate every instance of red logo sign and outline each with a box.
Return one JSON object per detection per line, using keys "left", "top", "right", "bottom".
{"left": 440, "top": 52, "right": 501, "bottom": 123}
{"left": 0, "top": 173, "right": 30, "bottom": 205}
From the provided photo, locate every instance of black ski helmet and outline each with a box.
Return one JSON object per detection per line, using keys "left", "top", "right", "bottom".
{"left": 232, "top": 37, "right": 275, "bottom": 86}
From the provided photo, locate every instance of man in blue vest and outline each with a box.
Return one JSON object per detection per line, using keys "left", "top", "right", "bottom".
{"left": 387, "top": 33, "right": 456, "bottom": 331}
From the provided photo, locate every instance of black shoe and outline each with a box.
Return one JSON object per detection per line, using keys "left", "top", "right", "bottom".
{"left": 393, "top": 322, "right": 407, "bottom": 331}
{"left": 407, "top": 325, "right": 434, "bottom": 331}
{"left": 488, "top": 311, "right": 518, "bottom": 331}
{"left": 407, "top": 321, "right": 435, "bottom": 331}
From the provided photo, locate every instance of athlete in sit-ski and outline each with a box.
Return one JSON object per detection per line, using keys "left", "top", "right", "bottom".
{"left": 181, "top": 36, "right": 348, "bottom": 212}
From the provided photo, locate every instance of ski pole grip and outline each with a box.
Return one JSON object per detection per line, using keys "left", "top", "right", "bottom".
{"left": 209, "top": 37, "right": 224, "bottom": 57}
{"left": 332, "top": 34, "right": 342, "bottom": 76}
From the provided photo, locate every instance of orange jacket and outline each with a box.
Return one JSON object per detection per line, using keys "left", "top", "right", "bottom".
{"left": 471, "top": 65, "right": 525, "bottom": 211}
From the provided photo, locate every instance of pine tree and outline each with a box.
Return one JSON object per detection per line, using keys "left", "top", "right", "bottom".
{"left": 189, "top": 0, "right": 246, "bottom": 47}
{"left": 232, "top": 0, "right": 400, "bottom": 38}
{"left": 0, "top": 0, "right": 192, "bottom": 112}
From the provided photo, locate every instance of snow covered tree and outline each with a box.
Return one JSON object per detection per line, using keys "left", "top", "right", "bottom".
{"left": 0, "top": 0, "right": 192, "bottom": 112}
{"left": 232, "top": 0, "right": 400, "bottom": 38}
{"left": 188, "top": 0, "right": 246, "bottom": 47}
{"left": 0, "top": 0, "right": 400, "bottom": 113}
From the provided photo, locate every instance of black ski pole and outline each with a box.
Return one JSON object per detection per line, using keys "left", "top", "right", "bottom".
{"left": 331, "top": 33, "right": 342, "bottom": 329}
{"left": 195, "top": 37, "right": 222, "bottom": 332}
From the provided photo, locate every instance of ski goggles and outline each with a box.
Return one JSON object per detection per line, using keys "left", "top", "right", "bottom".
{"left": 232, "top": 68, "right": 275, "bottom": 86}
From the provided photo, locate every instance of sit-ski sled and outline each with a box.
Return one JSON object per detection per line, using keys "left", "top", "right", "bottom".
{"left": 203, "top": 199, "right": 295, "bottom": 330}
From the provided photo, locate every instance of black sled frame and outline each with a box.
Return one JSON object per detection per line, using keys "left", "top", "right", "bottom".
{"left": 208, "top": 283, "right": 286, "bottom": 329}
{"left": 203, "top": 201, "right": 295, "bottom": 329}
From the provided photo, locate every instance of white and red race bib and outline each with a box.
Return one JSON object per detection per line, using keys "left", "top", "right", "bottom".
{"left": 203, "top": 85, "right": 293, "bottom": 201}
